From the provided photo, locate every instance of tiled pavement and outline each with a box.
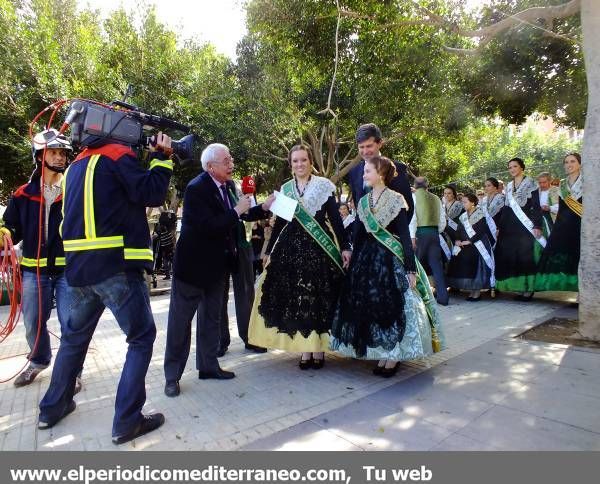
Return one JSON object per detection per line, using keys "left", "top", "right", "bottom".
{"left": 0, "top": 288, "right": 582, "bottom": 451}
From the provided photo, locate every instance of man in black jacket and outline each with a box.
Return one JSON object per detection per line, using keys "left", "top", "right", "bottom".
{"left": 163, "top": 143, "right": 274, "bottom": 397}
{"left": 347, "top": 123, "right": 414, "bottom": 221}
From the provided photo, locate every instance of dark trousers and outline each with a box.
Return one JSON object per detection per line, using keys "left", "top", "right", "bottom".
{"left": 219, "top": 244, "right": 254, "bottom": 349}
{"left": 164, "top": 275, "right": 226, "bottom": 382}
{"left": 39, "top": 271, "right": 156, "bottom": 437}
{"left": 416, "top": 229, "right": 449, "bottom": 305}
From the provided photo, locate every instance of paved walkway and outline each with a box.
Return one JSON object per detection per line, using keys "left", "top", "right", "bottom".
{"left": 1, "top": 288, "right": 592, "bottom": 451}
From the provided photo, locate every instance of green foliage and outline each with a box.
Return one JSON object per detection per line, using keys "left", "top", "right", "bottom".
{"left": 423, "top": 117, "right": 583, "bottom": 192}
{"left": 0, "top": 0, "right": 586, "bottom": 203}
{"left": 464, "top": 0, "right": 586, "bottom": 128}
{"left": 0, "top": 0, "right": 238, "bottom": 201}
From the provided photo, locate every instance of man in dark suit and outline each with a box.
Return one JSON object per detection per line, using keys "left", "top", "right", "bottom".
{"left": 348, "top": 123, "right": 414, "bottom": 220}
{"left": 163, "top": 143, "right": 274, "bottom": 397}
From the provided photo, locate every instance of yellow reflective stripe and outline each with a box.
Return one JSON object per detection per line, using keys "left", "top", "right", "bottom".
{"left": 124, "top": 248, "right": 153, "bottom": 260}
{"left": 84, "top": 155, "right": 100, "bottom": 239}
{"left": 63, "top": 236, "right": 125, "bottom": 251}
{"left": 21, "top": 257, "right": 48, "bottom": 267}
{"left": 55, "top": 257, "right": 66, "bottom": 266}
{"left": 149, "top": 159, "right": 173, "bottom": 171}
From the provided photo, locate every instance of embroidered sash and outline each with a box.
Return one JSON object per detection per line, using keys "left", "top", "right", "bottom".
{"left": 461, "top": 211, "right": 495, "bottom": 286}
{"left": 506, "top": 185, "right": 546, "bottom": 249}
{"left": 560, "top": 179, "right": 583, "bottom": 217}
{"left": 281, "top": 180, "right": 344, "bottom": 272}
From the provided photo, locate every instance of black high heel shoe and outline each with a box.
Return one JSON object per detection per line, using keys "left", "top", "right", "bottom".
{"left": 312, "top": 357, "right": 325, "bottom": 370}
{"left": 299, "top": 356, "right": 313, "bottom": 370}
{"left": 373, "top": 362, "right": 386, "bottom": 375}
{"left": 380, "top": 362, "right": 400, "bottom": 378}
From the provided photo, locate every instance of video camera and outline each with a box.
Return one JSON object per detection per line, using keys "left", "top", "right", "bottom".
{"left": 63, "top": 99, "right": 198, "bottom": 165}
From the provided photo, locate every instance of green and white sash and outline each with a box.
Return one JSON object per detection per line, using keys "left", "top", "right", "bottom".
{"left": 359, "top": 195, "right": 443, "bottom": 353}
{"left": 281, "top": 180, "right": 344, "bottom": 272}
{"left": 460, "top": 211, "right": 495, "bottom": 286}
{"left": 506, "top": 183, "right": 546, "bottom": 249}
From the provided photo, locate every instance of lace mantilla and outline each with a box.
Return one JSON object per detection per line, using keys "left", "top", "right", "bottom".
{"left": 287, "top": 176, "right": 335, "bottom": 216}
{"left": 562, "top": 175, "right": 583, "bottom": 201}
{"left": 506, "top": 176, "right": 537, "bottom": 208}
{"left": 460, "top": 206, "right": 485, "bottom": 227}
{"left": 343, "top": 213, "right": 355, "bottom": 229}
{"left": 358, "top": 189, "right": 407, "bottom": 232}
{"left": 445, "top": 200, "right": 463, "bottom": 220}
{"left": 482, "top": 193, "right": 505, "bottom": 218}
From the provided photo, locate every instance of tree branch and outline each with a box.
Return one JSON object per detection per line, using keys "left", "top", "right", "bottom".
{"left": 413, "top": 0, "right": 581, "bottom": 51}
{"left": 317, "top": 0, "right": 341, "bottom": 118}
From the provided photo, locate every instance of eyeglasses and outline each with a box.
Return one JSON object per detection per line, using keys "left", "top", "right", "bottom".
{"left": 214, "top": 155, "right": 234, "bottom": 165}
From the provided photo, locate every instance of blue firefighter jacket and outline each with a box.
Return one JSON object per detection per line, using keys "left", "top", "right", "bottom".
{"left": 61, "top": 143, "right": 172, "bottom": 286}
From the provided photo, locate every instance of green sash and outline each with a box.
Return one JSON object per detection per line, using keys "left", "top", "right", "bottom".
{"left": 281, "top": 180, "right": 344, "bottom": 272}
{"left": 359, "top": 195, "right": 443, "bottom": 353}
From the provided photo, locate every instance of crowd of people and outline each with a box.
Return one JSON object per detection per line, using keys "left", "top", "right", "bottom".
{"left": 429, "top": 154, "right": 582, "bottom": 302}
{"left": 0, "top": 121, "right": 581, "bottom": 445}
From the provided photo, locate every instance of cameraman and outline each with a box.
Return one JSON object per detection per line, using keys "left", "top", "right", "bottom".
{"left": 38, "top": 132, "right": 173, "bottom": 446}
{"left": 1, "top": 130, "right": 82, "bottom": 391}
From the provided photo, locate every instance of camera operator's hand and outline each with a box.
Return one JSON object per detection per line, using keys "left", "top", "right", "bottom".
{"left": 234, "top": 194, "right": 252, "bottom": 216}
{"left": 150, "top": 132, "right": 173, "bottom": 157}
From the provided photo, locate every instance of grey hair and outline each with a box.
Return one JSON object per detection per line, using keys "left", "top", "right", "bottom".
{"left": 201, "top": 143, "right": 229, "bottom": 171}
{"left": 414, "top": 176, "right": 428, "bottom": 189}
{"left": 537, "top": 171, "right": 552, "bottom": 180}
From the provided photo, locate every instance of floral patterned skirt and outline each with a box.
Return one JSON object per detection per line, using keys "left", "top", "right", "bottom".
{"left": 329, "top": 235, "right": 435, "bottom": 361}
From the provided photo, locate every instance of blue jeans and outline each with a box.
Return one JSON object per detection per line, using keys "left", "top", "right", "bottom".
{"left": 39, "top": 271, "right": 157, "bottom": 436}
{"left": 21, "top": 271, "right": 69, "bottom": 368}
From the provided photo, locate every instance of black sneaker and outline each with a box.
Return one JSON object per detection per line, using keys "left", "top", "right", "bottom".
{"left": 38, "top": 400, "right": 77, "bottom": 430}
{"left": 112, "top": 413, "right": 165, "bottom": 445}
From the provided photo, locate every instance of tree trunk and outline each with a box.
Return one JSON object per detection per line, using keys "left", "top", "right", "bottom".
{"left": 578, "top": 0, "right": 600, "bottom": 341}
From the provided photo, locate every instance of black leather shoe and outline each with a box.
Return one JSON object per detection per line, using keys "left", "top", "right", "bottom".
{"left": 466, "top": 296, "right": 481, "bottom": 302}
{"left": 311, "top": 357, "right": 325, "bottom": 370}
{"left": 372, "top": 364, "right": 385, "bottom": 376}
{"left": 217, "top": 347, "right": 228, "bottom": 357}
{"left": 298, "top": 356, "right": 312, "bottom": 370}
{"left": 164, "top": 381, "right": 180, "bottom": 397}
{"left": 112, "top": 413, "right": 165, "bottom": 445}
{"left": 38, "top": 400, "right": 77, "bottom": 430}
{"left": 380, "top": 363, "right": 400, "bottom": 378}
{"left": 198, "top": 368, "right": 235, "bottom": 380}
{"left": 245, "top": 343, "right": 268, "bottom": 353}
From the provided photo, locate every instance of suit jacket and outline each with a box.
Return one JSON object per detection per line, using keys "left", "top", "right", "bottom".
{"left": 348, "top": 160, "right": 414, "bottom": 221}
{"left": 173, "top": 172, "right": 269, "bottom": 288}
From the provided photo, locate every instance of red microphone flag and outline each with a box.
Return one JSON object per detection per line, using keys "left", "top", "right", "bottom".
{"left": 241, "top": 176, "right": 256, "bottom": 194}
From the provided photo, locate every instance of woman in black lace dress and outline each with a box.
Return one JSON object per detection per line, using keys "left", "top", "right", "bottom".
{"left": 248, "top": 145, "right": 351, "bottom": 369}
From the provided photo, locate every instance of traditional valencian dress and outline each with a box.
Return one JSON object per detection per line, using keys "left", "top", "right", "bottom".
{"left": 248, "top": 176, "right": 349, "bottom": 352}
{"left": 446, "top": 207, "right": 495, "bottom": 291}
{"left": 441, "top": 199, "right": 464, "bottom": 262}
{"left": 480, "top": 192, "right": 505, "bottom": 245}
{"left": 535, "top": 175, "right": 582, "bottom": 292}
{"left": 494, "top": 176, "right": 544, "bottom": 293}
{"left": 329, "top": 189, "right": 445, "bottom": 360}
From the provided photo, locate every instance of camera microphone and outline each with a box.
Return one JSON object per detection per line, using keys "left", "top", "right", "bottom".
{"left": 59, "top": 101, "right": 85, "bottom": 134}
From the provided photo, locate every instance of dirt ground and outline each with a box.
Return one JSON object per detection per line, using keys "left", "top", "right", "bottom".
{"left": 519, "top": 317, "right": 600, "bottom": 349}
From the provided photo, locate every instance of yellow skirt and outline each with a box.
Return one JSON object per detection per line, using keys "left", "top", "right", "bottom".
{"left": 248, "top": 267, "right": 330, "bottom": 352}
